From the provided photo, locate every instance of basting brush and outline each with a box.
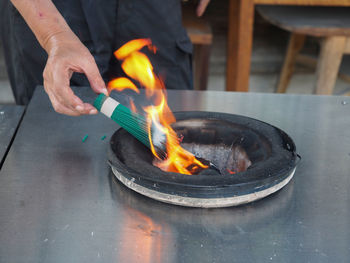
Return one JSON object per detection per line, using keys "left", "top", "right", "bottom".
{"left": 94, "top": 93, "right": 166, "bottom": 151}
{"left": 94, "top": 94, "right": 221, "bottom": 174}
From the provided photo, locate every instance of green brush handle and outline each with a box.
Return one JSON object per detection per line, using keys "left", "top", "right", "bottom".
{"left": 94, "top": 94, "right": 150, "bottom": 147}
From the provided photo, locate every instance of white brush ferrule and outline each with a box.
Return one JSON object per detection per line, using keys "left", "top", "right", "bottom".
{"left": 100, "top": 97, "right": 120, "bottom": 118}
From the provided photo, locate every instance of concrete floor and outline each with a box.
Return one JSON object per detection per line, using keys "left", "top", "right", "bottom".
{"left": 0, "top": 80, "right": 14, "bottom": 104}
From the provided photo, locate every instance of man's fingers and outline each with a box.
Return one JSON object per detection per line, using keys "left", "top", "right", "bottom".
{"left": 44, "top": 88, "right": 82, "bottom": 116}
{"left": 56, "top": 89, "right": 95, "bottom": 115}
{"left": 83, "top": 59, "right": 108, "bottom": 95}
{"left": 83, "top": 103, "right": 98, "bottom": 114}
{"left": 44, "top": 71, "right": 88, "bottom": 115}
{"left": 42, "top": 33, "right": 107, "bottom": 116}
{"left": 49, "top": 65, "right": 87, "bottom": 112}
{"left": 196, "top": 0, "right": 210, "bottom": 17}
{"left": 46, "top": 67, "right": 98, "bottom": 115}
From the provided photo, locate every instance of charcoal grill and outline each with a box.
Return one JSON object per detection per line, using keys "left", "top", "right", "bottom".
{"left": 108, "top": 111, "right": 298, "bottom": 208}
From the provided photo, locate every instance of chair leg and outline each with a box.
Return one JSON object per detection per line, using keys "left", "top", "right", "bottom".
{"left": 194, "top": 44, "right": 211, "bottom": 90}
{"left": 315, "top": 36, "right": 346, "bottom": 95}
{"left": 276, "top": 33, "right": 306, "bottom": 93}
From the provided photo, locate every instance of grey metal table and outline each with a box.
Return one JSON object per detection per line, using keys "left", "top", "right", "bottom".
{"left": 0, "top": 105, "right": 25, "bottom": 168}
{"left": 0, "top": 87, "right": 349, "bottom": 263}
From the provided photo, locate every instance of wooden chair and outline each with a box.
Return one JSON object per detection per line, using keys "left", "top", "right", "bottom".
{"left": 257, "top": 6, "right": 350, "bottom": 95}
{"left": 182, "top": 5, "right": 213, "bottom": 90}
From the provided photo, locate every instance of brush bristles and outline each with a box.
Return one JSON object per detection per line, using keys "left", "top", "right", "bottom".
{"left": 95, "top": 94, "right": 178, "bottom": 157}
{"left": 112, "top": 104, "right": 150, "bottom": 147}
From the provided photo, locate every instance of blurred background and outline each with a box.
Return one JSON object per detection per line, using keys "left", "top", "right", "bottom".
{"left": 1, "top": 0, "right": 350, "bottom": 104}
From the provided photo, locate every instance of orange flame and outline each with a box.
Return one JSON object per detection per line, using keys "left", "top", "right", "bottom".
{"left": 108, "top": 77, "right": 139, "bottom": 93}
{"left": 129, "top": 98, "right": 138, "bottom": 113}
{"left": 109, "top": 39, "right": 207, "bottom": 175}
{"left": 227, "top": 169, "right": 236, "bottom": 175}
{"left": 114, "top": 39, "right": 153, "bottom": 60}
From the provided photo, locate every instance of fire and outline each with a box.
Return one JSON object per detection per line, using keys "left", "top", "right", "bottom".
{"left": 129, "top": 98, "right": 138, "bottom": 113}
{"left": 114, "top": 39, "right": 155, "bottom": 60}
{"left": 108, "top": 77, "right": 139, "bottom": 93}
{"left": 108, "top": 39, "right": 208, "bottom": 175}
{"left": 227, "top": 169, "right": 236, "bottom": 175}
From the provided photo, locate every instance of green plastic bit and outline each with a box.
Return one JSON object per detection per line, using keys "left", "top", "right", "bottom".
{"left": 101, "top": 135, "right": 107, "bottom": 141}
{"left": 82, "top": 134, "right": 89, "bottom": 142}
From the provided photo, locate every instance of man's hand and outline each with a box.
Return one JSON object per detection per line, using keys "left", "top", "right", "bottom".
{"left": 43, "top": 31, "right": 107, "bottom": 116}
{"left": 196, "top": 0, "right": 211, "bottom": 17}
{"left": 10, "top": 0, "right": 107, "bottom": 116}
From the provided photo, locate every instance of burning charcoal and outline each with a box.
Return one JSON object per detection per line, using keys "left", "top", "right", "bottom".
{"left": 190, "top": 157, "right": 222, "bottom": 175}
{"left": 108, "top": 111, "right": 298, "bottom": 207}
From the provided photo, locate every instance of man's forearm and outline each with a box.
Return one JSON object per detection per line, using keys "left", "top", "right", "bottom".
{"left": 10, "top": 0, "right": 76, "bottom": 53}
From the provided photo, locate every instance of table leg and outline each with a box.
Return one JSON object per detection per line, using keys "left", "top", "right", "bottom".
{"left": 194, "top": 44, "right": 212, "bottom": 90}
{"left": 277, "top": 33, "right": 306, "bottom": 93}
{"left": 315, "top": 36, "right": 346, "bottom": 95}
{"left": 226, "top": 0, "right": 254, "bottom": 92}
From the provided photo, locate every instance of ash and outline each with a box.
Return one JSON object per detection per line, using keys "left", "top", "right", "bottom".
{"left": 181, "top": 143, "right": 252, "bottom": 174}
